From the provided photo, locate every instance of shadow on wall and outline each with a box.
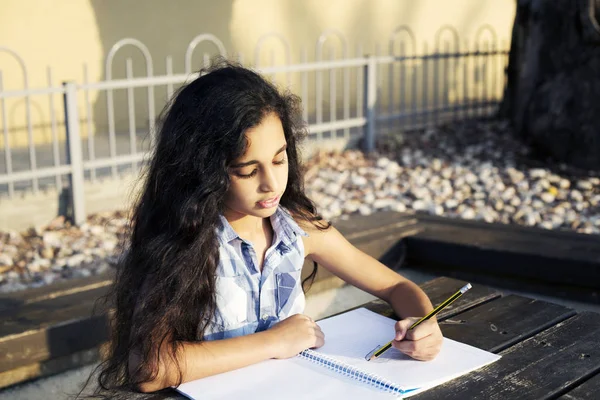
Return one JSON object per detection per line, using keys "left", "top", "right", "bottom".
{"left": 87, "top": 0, "right": 235, "bottom": 163}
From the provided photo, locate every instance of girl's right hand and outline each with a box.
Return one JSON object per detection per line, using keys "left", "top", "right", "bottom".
{"left": 267, "top": 314, "right": 325, "bottom": 359}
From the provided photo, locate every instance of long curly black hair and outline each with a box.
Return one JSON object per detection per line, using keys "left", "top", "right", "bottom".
{"left": 87, "top": 59, "right": 328, "bottom": 397}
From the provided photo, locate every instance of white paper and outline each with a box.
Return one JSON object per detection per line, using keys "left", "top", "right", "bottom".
{"left": 176, "top": 356, "right": 395, "bottom": 400}
{"left": 176, "top": 308, "right": 500, "bottom": 399}
{"left": 313, "top": 308, "right": 501, "bottom": 396}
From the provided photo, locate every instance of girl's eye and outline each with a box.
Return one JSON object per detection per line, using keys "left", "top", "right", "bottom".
{"left": 236, "top": 169, "right": 258, "bottom": 179}
{"left": 234, "top": 158, "right": 285, "bottom": 179}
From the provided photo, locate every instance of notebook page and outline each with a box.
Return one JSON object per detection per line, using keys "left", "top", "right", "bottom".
{"left": 176, "top": 348, "right": 398, "bottom": 400}
{"left": 314, "top": 307, "right": 501, "bottom": 394}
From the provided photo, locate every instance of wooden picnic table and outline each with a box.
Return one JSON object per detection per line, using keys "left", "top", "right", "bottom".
{"left": 116, "top": 275, "right": 600, "bottom": 399}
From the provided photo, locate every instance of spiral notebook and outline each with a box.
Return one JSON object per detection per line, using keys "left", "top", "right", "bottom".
{"left": 176, "top": 307, "right": 500, "bottom": 399}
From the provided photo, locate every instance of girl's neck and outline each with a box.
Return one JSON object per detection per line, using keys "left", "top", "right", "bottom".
{"left": 224, "top": 210, "right": 270, "bottom": 240}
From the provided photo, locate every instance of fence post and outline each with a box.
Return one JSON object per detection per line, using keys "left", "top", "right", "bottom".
{"left": 363, "top": 54, "right": 377, "bottom": 153}
{"left": 63, "top": 82, "right": 86, "bottom": 225}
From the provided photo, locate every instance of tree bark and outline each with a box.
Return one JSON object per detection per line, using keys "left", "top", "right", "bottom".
{"left": 500, "top": 0, "right": 600, "bottom": 170}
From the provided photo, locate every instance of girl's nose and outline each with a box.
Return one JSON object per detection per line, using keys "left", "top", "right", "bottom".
{"left": 259, "top": 167, "right": 278, "bottom": 193}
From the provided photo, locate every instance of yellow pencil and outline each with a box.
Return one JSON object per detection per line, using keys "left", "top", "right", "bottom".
{"left": 368, "top": 283, "right": 472, "bottom": 361}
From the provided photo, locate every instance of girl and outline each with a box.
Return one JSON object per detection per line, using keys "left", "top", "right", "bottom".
{"left": 95, "top": 59, "right": 442, "bottom": 396}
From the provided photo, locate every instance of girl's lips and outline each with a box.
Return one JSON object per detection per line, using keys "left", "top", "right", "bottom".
{"left": 257, "top": 196, "right": 280, "bottom": 209}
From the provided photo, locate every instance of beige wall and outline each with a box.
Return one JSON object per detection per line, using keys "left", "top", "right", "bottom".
{"left": 0, "top": 0, "right": 516, "bottom": 149}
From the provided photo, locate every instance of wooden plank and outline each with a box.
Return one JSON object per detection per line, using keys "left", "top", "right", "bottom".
{"left": 0, "top": 271, "right": 113, "bottom": 314}
{"left": 363, "top": 276, "right": 501, "bottom": 320}
{"left": 407, "top": 265, "right": 600, "bottom": 305}
{"left": 0, "top": 285, "right": 110, "bottom": 336}
{"left": 440, "top": 295, "right": 575, "bottom": 352}
{"left": 405, "top": 214, "right": 600, "bottom": 291}
{"left": 0, "top": 346, "right": 103, "bottom": 390}
{"left": 419, "top": 277, "right": 501, "bottom": 319}
{"left": 414, "top": 312, "right": 600, "bottom": 400}
{"left": 0, "top": 286, "right": 110, "bottom": 371}
{"left": 333, "top": 211, "right": 418, "bottom": 243}
{"left": 559, "top": 373, "right": 600, "bottom": 400}
{"left": 413, "top": 213, "right": 600, "bottom": 261}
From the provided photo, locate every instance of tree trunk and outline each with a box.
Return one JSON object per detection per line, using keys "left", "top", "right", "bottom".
{"left": 500, "top": 0, "right": 600, "bottom": 170}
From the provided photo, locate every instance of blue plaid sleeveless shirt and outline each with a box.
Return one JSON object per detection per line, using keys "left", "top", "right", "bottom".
{"left": 203, "top": 206, "right": 308, "bottom": 340}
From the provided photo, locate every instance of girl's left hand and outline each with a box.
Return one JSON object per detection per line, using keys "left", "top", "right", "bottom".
{"left": 391, "top": 317, "right": 443, "bottom": 361}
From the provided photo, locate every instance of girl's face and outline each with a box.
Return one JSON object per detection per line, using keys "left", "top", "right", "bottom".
{"left": 224, "top": 112, "right": 289, "bottom": 221}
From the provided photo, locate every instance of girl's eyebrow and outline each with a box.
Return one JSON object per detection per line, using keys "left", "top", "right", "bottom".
{"left": 230, "top": 144, "right": 287, "bottom": 168}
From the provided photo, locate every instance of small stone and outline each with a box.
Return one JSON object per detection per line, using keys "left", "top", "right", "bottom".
{"left": 493, "top": 199, "right": 504, "bottom": 211}
{"left": 43, "top": 274, "right": 57, "bottom": 285}
{"left": 445, "top": 199, "right": 459, "bottom": 209}
{"left": 461, "top": 208, "right": 476, "bottom": 220}
{"left": 507, "top": 168, "right": 525, "bottom": 183}
{"left": 481, "top": 209, "right": 496, "bottom": 223}
{"left": 412, "top": 200, "right": 428, "bottom": 211}
{"left": 364, "top": 192, "right": 375, "bottom": 204}
{"left": 27, "top": 258, "right": 50, "bottom": 273}
{"left": 577, "top": 180, "right": 593, "bottom": 191}
{"left": 358, "top": 205, "right": 372, "bottom": 216}
{"left": 0, "top": 254, "right": 13, "bottom": 267}
{"left": 501, "top": 187, "right": 516, "bottom": 201}
{"left": 372, "top": 199, "right": 392, "bottom": 209}
{"left": 324, "top": 183, "right": 341, "bottom": 197}
{"left": 465, "top": 173, "right": 478, "bottom": 185}
{"left": 66, "top": 254, "right": 86, "bottom": 268}
{"left": 391, "top": 202, "right": 407, "bottom": 213}
{"left": 540, "top": 192, "right": 556, "bottom": 204}
{"left": 74, "top": 269, "right": 92, "bottom": 278}
{"left": 351, "top": 175, "right": 368, "bottom": 187}
{"left": 540, "top": 221, "right": 554, "bottom": 230}
{"left": 559, "top": 179, "right": 571, "bottom": 189}
{"left": 524, "top": 212, "right": 540, "bottom": 226}
{"left": 47, "top": 216, "right": 66, "bottom": 230}
{"left": 7, "top": 232, "right": 23, "bottom": 246}
{"left": 529, "top": 168, "right": 547, "bottom": 179}
{"left": 41, "top": 246, "right": 54, "bottom": 259}
{"left": 343, "top": 202, "right": 359, "bottom": 214}
{"left": 551, "top": 214, "right": 565, "bottom": 226}
{"left": 510, "top": 196, "right": 522, "bottom": 207}
{"left": 570, "top": 190, "right": 584, "bottom": 202}
{"left": 42, "top": 232, "right": 62, "bottom": 248}
{"left": 385, "top": 162, "right": 401, "bottom": 175}
{"left": 376, "top": 157, "right": 390, "bottom": 168}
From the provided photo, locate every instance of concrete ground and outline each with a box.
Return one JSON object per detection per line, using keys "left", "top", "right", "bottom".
{"left": 1, "top": 267, "right": 599, "bottom": 400}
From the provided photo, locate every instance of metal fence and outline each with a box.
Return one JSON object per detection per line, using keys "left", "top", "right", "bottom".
{"left": 0, "top": 25, "right": 508, "bottom": 225}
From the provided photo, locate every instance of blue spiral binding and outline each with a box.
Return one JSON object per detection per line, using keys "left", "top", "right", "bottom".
{"left": 298, "top": 349, "right": 409, "bottom": 395}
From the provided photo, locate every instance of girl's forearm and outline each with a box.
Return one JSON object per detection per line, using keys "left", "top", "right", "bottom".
{"left": 387, "top": 280, "right": 434, "bottom": 319}
{"left": 137, "top": 329, "right": 279, "bottom": 393}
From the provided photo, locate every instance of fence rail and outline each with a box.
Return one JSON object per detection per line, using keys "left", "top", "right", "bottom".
{"left": 0, "top": 25, "right": 509, "bottom": 225}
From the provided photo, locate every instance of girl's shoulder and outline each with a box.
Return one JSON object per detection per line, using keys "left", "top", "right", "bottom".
{"left": 284, "top": 208, "right": 329, "bottom": 234}
{"left": 286, "top": 211, "right": 332, "bottom": 258}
